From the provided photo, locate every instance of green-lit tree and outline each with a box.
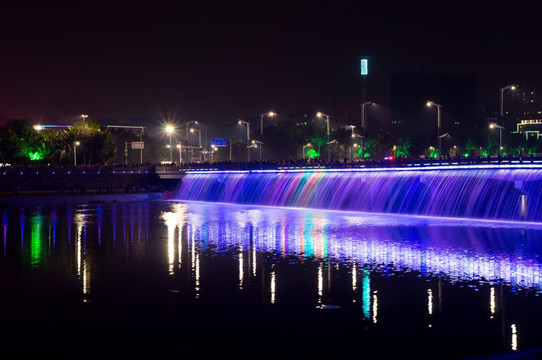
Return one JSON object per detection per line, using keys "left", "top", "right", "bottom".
{"left": 395, "top": 137, "right": 413, "bottom": 159}
{"left": 464, "top": 138, "right": 477, "bottom": 157}
{"left": 0, "top": 119, "right": 57, "bottom": 164}
{"left": 486, "top": 133, "right": 498, "bottom": 156}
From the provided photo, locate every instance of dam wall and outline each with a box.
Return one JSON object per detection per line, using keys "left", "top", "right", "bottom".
{"left": 175, "top": 165, "right": 542, "bottom": 222}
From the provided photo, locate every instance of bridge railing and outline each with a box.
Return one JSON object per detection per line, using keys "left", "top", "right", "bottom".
{"left": 3, "top": 155, "right": 541, "bottom": 176}
{"left": 158, "top": 155, "right": 542, "bottom": 172}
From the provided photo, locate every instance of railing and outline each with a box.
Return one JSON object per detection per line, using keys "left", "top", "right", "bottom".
{"left": 3, "top": 155, "right": 542, "bottom": 176}
{"left": 1, "top": 164, "right": 156, "bottom": 176}
{"left": 156, "top": 155, "right": 542, "bottom": 172}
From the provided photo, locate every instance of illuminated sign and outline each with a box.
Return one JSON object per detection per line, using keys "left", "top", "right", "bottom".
{"left": 211, "top": 138, "right": 227, "bottom": 147}
{"left": 361, "top": 58, "right": 368, "bottom": 75}
{"left": 131, "top": 141, "right": 144, "bottom": 149}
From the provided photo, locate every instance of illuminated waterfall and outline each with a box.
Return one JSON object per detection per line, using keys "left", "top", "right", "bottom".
{"left": 176, "top": 166, "right": 542, "bottom": 222}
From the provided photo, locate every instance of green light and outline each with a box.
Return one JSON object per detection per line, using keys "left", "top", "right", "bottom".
{"left": 308, "top": 149, "right": 318, "bottom": 159}
{"left": 30, "top": 214, "right": 43, "bottom": 268}
{"left": 28, "top": 151, "right": 44, "bottom": 161}
{"left": 360, "top": 59, "right": 368, "bottom": 75}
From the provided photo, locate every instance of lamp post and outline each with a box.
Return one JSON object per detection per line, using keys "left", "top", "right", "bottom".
{"left": 426, "top": 101, "right": 442, "bottom": 157}
{"left": 499, "top": 85, "right": 516, "bottom": 156}
{"left": 489, "top": 123, "right": 504, "bottom": 156}
{"left": 185, "top": 120, "right": 197, "bottom": 162}
{"left": 317, "top": 112, "right": 331, "bottom": 162}
{"left": 176, "top": 144, "right": 182, "bottom": 165}
{"left": 247, "top": 142, "right": 258, "bottom": 161}
{"left": 259, "top": 111, "right": 276, "bottom": 160}
{"left": 73, "top": 141, "right": 80, "bottom": 166}
{"left": 190, "top": 128, "right": 202, "bottom": 162}
{"left": 360, "top": 101, "right": 374, "bottom": 161}
{"left": 166, "top": 125, "right": 174, "bottom": 162}
{"left": 81, "top": 114, "right": 88, "bottom": 123}
{"left": 351, "top": 132, "right": 364, "bottom": 160}
{"left": 303, "top": 143, "right": 312, "bottom": 161}
{"left": 238, "top": 119, "right": 250, "bottom": 161}
{"left": 252, "top": 139, "right": 263, "bottom": 161}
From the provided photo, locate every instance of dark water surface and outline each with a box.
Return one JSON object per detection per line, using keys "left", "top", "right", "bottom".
{"left": 2, "top": 200, "right": 542, "bottom": 358}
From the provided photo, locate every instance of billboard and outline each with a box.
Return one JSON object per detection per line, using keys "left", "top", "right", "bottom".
{"left": 131, "top": 141, "right": 144, "bottom": 149}
{"left": 211, "top": 138, "right": 228, "bottom": 147}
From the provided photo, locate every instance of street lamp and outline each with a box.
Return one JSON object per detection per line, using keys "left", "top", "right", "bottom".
{"left": 316, "top": 112, "right": 331, "bottom": 162}
{"left": 489, "top": 123, "right": 504, "bottom": 156}
{"left": 185, "top": 120, "right": 198, "bottom": 161}
{"left": 247, "top": 141, "right": 259, "bottom": 162}
{"left": 361, "top": 101, "right": 374, "bottom": 161}
{"left": 260, "top": 111, "right": 276, "bottom": 160}
{"left": 499, "top": 84, "right": 516, "bottom": 156}
{"left": 166, "top": 125, "right": 174, "bottom": 162}
{"left": 81, "top": 114, "right": 88, "bottom": 123}
{"left": 176, "top": 144, "right": 182, "bottom": 165}
{"left": 252, "top": 139, "right": 263, "bottom": 161}
{"left": 73, "top": 141, "right": 80, "bottom": 166}
{"left": 238, "top": 119, "right": 250, "bottom": 161}
{"left": 190, "top": 128, "right": 202, "bottom": 162}
{"left": 351, "top": 125, "right": 364, "bottom": 159}
{"left": 426, "top": 101, "right": 442, "bottom": 157}
{"left": 303, "top": 143, "right": 312, "bottom": 161}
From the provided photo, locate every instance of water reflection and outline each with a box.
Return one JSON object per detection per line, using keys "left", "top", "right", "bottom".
{"left": 2, "top": 200, "right": 542, "bottom": 357}
{"left": 164, "top": 202, "right": 542, "bottom": 293}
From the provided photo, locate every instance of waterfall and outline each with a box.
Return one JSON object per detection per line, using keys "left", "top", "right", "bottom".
{"left": 176, "top": 167, "right": 542, "bottom": 222}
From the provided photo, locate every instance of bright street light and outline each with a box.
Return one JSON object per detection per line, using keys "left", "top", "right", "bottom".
{"left": 165, "top": 125, "right": 174, "bottom": 162}
{"left": 185, "top": 121, "right": 197, "bottom": 162}
{"left": 81, "top": 114, "right": 88, "bottom": 122}
{"left": 426, "top": 101, "right": 442, "bottom": 157}
{"left": 238, "top": 119, "right": 251, "bottom": 161}
{"left": 176, "top": 144, "right": 182, "bottom": 164}
{"left": 252, "top": 139, "right": 263, "bottom": 161}
{"left": 73, "top": 141, "right": 80, "bottom": 166}
{"left": 499, "top": 84, "right": 516, "bottom": 156}
{"left": 303, "top": 143, "right": 312, "bottom": 161}
{"left": 191, "top": 128, "right": 202, "bottom": 162}
{"left": 317, "top": 112, "right": 331, "bottom": 162}
{"left": 489, "top": 122, "right": 505, "bottom": 156}
{"left": 259, "top": 111, "right": 276, "bottom": 160}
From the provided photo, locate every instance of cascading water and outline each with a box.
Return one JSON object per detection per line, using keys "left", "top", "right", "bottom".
{"left": 175, "top": 166, "right": 542, "bottom": 222}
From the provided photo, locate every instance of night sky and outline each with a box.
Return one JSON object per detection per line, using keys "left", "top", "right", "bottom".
{"left": 1, "top": 1, "right": 541, "bottom": 137}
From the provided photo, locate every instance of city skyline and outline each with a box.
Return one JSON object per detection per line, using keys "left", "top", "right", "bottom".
{"left": 1, "top": 1, "right": 541, "bottom": 132}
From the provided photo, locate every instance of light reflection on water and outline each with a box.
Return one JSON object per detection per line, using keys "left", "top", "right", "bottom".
{"left": 1, "top": 200, "right": 542, "bottom": 358}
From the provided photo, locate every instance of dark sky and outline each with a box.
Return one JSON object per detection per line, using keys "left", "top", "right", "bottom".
{"left": 1, "top": 1, "right": 541, "bottom": 136}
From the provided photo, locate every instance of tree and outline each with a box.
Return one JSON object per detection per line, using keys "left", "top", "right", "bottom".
{"left": 0, "top": 119, "right": 58, "bottom": 164}
{"left": 464, "top": 138, "right": 477, "bottom": 157}
{"left": 395, "top": 137, "right": 413, "bottom": 158}
{"left": 62, "top": 120, "right": 115, "bottom": 165}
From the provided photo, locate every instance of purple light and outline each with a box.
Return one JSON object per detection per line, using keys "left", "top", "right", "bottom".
{"left": 177, "top": 166, "right": 542, "bottom": 222}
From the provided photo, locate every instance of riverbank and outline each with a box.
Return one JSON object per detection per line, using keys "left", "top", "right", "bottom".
{"left": 0, "top": 189, "right": 169, "bottom": 206}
